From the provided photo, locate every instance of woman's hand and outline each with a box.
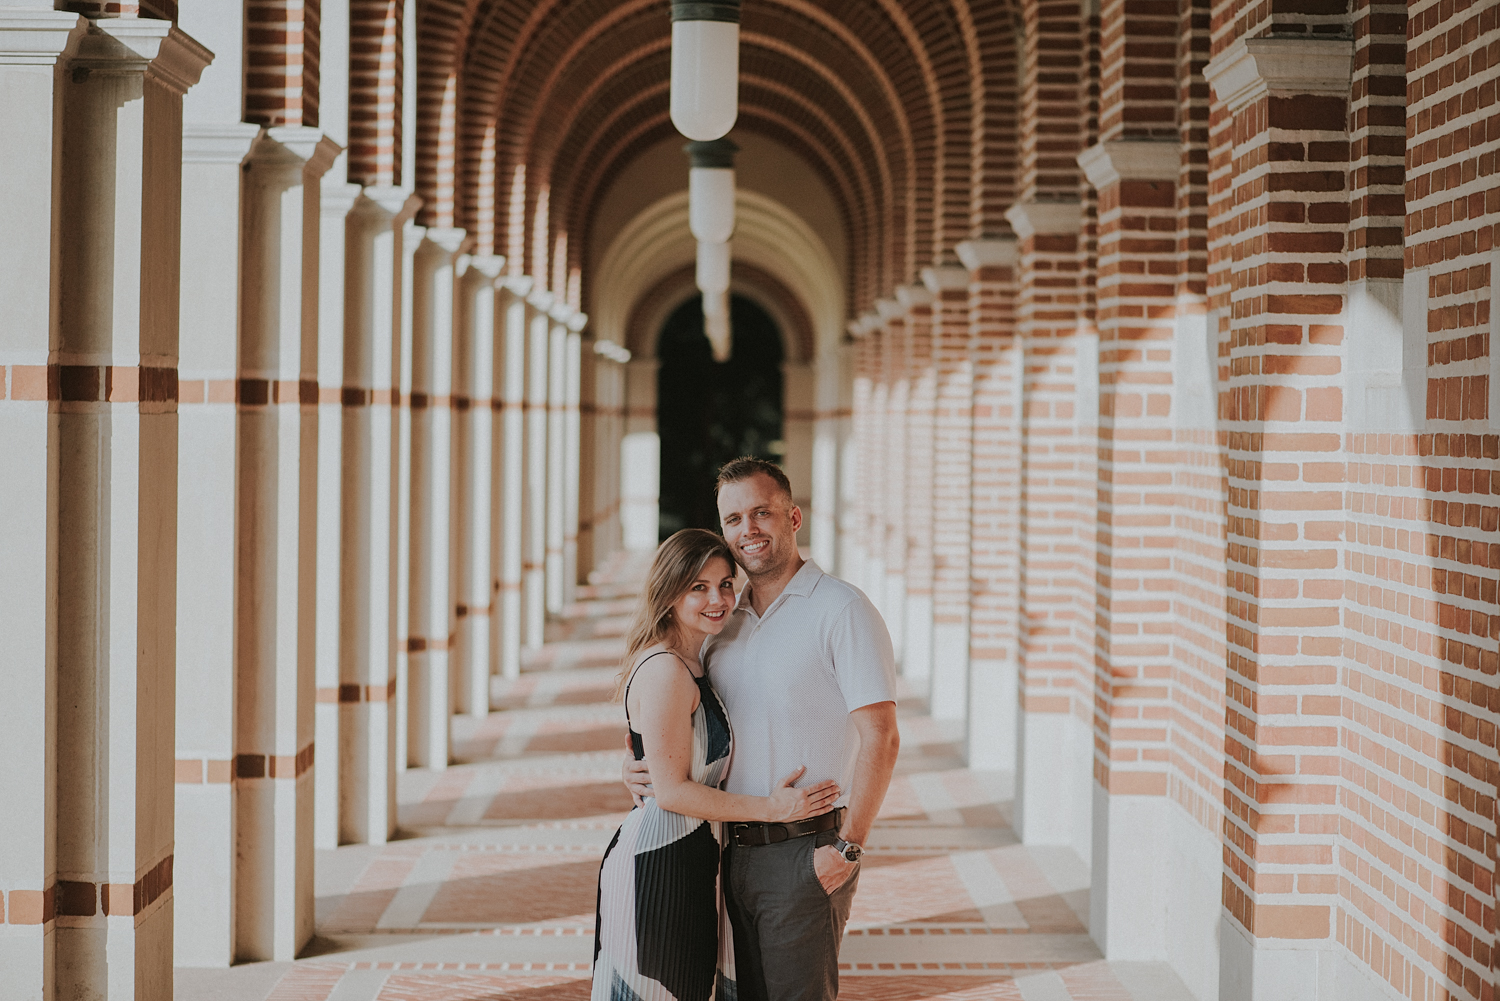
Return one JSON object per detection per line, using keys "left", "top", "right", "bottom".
{"left": 763, "top": 766, "right": 841, "bottom": 823}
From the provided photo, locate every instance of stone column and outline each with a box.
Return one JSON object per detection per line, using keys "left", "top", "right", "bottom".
{"left": 407, "top": 227, "right": 464, "bottom": 770}
{"left": 545, "top": 311, "right": 569, "bottom": 614}
{"left": 926, "top": 265, "right": 976, "bottom": 723}
{"left": 172, "top": 0, "right": 257, "bottom": 966}
{"left": 562, "top": 322, "right": 585, "bottom": 603}
{"left": 524, "top": 291, "right": 553, "bottom": 638}
{"left": 47, "top": 21, "right": 209, "bottom": 998}
{"left": 0, "top": 17, "right": 86, "bottom": 991}
{"left": 453, "top": 254, "right": 504, "bottom": 717}
{"left": 809, "top": 344, "right": 845, "bottom": 572}
{"left": 492, "top": 279, "right": 533, "bottom": 679}
{"left": 310, "top": 178, "right": 361, "bottom": 850}
{"left": 899, "top": 285, "right": 937, "bottom": 690}
{"left": 393, "top": 216, "right": 424, "bottom": 773}
{"left": 581, "top": 338, "right": 630, "bottom": 579}
{"left": 620, "top": 358, "right": 661, "bottom": 551}
{"left": 175, "top": 117, "right": 261, "bottom": 968}
{"left": 236, "top": 125, "right": 339, "bottom": 963}
{"left": 956, "top": 239, "right": 1022, "bottom": 772}
{"left": 783, "top": 360, "right": 816, "bottom": 548}
{"left": 332, "top": 187, "right": 418, "bottom": 847}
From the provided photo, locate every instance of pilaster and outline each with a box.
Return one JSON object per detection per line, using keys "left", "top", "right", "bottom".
{"left": 561, "top": 318, "right": 586, "bottom": 606}
{"left": 493, "top": 278, "right": 532, "bottom": 679}
{"left": 524, "top": 290, "right": 554, "bottom": 636}
{"left": 453, "top": 253, "right": 505, "bottom": 717}
{"left": 328, "top": 186, "right": 418, "bottom": 849}
{"left": 0, "top": 10, "right": 85, "bottom": 995}
{"left": 235, "top": 124, "right": 339, "bottom": 964}
{"left": 957, "top": 238, "right": 1022, "bottom": 772}
{"left": 406, "top": 226, "right": 465, "bottom": 771}
{"left": 1204, "top": 37, "right": 1354, "bottom": 1001}
{"left": 874, "top": 304, "right": 907, "bottom": 664}
{"left": 545, "top": 306, "right": 571, "bottom": 615}
{"left": 53, "top": 18, "right": 210, "bottom": 996}
{"left": 174, "top": 119, "right": 259, "bottom": 969}
{"left": 926, "top": 264, "right": 976, "bottom": 723}
{"left": 898, "top": 284, "right": 936, "bottom": 693}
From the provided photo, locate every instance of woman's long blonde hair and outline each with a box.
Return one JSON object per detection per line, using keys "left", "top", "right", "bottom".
{"left": 613, "top": 529, "right": 737, "bottom": 702}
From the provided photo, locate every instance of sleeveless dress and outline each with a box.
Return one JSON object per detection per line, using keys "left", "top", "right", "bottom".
{"left": 593, "top": 652, "right": 738, "bottom": 1001}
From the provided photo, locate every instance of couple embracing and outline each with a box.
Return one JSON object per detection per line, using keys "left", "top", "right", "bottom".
{"left": 592, "top": 457, "right": 901, "bottom": 1001}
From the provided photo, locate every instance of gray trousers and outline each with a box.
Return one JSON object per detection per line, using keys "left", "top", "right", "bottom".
{"left": 722, "top": 829, "right": 860, "bottom": 1001}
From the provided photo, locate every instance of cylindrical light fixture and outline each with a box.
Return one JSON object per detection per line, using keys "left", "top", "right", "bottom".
{"left": 696, "top": 239, "right": 730, "bottom": 294}
{"left": 670, "top": 1, "right": 740, "bottom": 141}
{"left": 703, "top": 290, "right": 731, "bottom": 362}
{"left": 686, "top": 139, "right": 738, "bottom": 243}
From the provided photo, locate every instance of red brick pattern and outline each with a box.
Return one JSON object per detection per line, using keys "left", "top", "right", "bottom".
{"left": 245, "top": 0, "right": 320, "bottom": 127}
{"left": 348, "top": 0, "right": 403, "bottom": 187}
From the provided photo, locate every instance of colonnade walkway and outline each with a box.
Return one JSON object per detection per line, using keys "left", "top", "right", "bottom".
{"left": 178, "top": 558, "right": 1193, "bottom": 1001}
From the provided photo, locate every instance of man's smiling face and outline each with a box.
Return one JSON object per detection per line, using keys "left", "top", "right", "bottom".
{"left": 716, "top": 472, "right": 802, "bottom": 579}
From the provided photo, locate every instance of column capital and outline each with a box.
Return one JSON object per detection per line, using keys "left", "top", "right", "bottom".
{"left": 874, "top": 298, "right": 903, "bottom": 322}
{"left": 249, "top": 127, "right": 343, "bottom": 180}
{"left": 77, "top": 21, "right": 212, "bottom": 95}
{"left": 182, "top": 121, "right": 260, "bottom": 164}
{"left": 921, "top": 265, "right": 969, "bottom": 294}
{"left": 358, "top": 185, "right": 421, "bottom": 223}
{"left": 459, "top": 254, "right": 506, "bottom": 281}
{"left": 1003, "top": 200, "right": 1082, "bottom": 240}
{"left": 592, "top": 339, "right": 631, "bottom": 363}
{"left": 895, "top": 284, "right": 934, "bottom": 310}
{"left": 1203, "top": 36, "right": 1354, "bottom": 113}
{"left": 422, "top": 226, "right": 467, "bottom": 256}
{"left": 846, "top": 312, "right": 881, "bottom": 337}
{"left": 319, "top": 180, "right": 363, "bottom": 217}
{"left": 0, "top": 9, "right": 86, "bottom": 66}
{"left": 527, "top": 289, "right": 556, "bottom": 312}
{"left": 501, "top": 275, "right": 535, "bottom": 298}
{"left": 1077, "top": 140, "right": 1180, "bottom": 189}
{"left": 955, "top": 238, "right": 1017, "bottom": 271}
{"left": 567, "top": 312, "right": 589, "bottom": 333}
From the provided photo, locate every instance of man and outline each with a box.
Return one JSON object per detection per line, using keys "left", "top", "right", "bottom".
{"left": 625, "top": 457, "right": 900, "bottom": 1001}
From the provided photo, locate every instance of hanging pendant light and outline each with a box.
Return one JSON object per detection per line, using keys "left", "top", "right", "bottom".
{"left": 703, "top": 289, "right": 731, "bottom": 362}
{"left": 696, "top": 239, "right": 730, "bottom": 294}
{"left": 670, "top": 0, "right": 740, "bottom": 141}
{"left": 686, "top": 139, "right": 738, "bottom": 244}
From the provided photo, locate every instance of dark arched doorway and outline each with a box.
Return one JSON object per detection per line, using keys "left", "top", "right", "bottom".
{"left": 656, "top": 293, "right": 785, "bottom": 540}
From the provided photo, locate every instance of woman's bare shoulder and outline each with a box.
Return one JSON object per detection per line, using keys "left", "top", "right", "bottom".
{"left": 628, "top": 647, "right": 699, "bottom": 710}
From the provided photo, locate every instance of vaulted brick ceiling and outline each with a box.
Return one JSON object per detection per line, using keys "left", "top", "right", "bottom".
{"left": 407, "top": 0, "right": 1020, "bottom": 317}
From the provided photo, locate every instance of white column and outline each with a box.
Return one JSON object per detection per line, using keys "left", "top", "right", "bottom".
{"left": 545, "top": 314, "right": 569, "bottom": 613}
{"left": 236, "top": 126, "right": 339, "bottom": 962}
{"left": 453, "top": 254, "right": 504, "bottom": 717}
{"left": 331, "top": 187, "right": 417, "bottom": 847}
{"left": 809, "top": 347, "right": 844, "bottom": 572}
{"left": 393, "top": 218, "right": 424, "bottom": 773}
{"left": 582, "top": 341, "right": 629, "bottom": 577}
{"left": 407, "top": 227, "right": 463, "bottom": 770}
{"left": 492, "top": 280, "right": 532, "bottom": 678}
{"left": 0, "top": 10, "right": 82, "bottom": 995}
{"left": 523, "top": 292, "right": 553, "bottom": 645}
{"left": 311, "top": 178, "right": 360, "bottom": 849}
{"left": 52, "top": 19, "right": 209, "bottom": 997}
{"left": 562, "top": 321, "right": 585, "bottom": 604}
{"left": 174, "top": 119, "right": 260, "bottom": 968}
{"left": 782, "top": 361, "right": 816, "bottom": 548}
{"left": 621, "top": 358, "right": 660, "bottom": 551}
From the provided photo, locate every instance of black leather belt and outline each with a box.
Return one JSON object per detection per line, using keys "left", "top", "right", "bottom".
{"left": 728, "top": 807, "right": 844, "bottom": 848}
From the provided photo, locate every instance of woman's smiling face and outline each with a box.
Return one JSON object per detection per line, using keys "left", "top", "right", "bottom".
{"left": 672, "top": 556, "right": 737, "bottom": 635}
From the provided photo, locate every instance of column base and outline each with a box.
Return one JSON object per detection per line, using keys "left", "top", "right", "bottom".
{"left": 929, "top": 621, "right": 969, "bottom": 720}
{"left": 965, "top": 657, "right": 1016, "bottom": 770}
{"left": 1219, "top": 919, "right": 1398, "bottom": 1001}
{"left": 1015, "top": 710, "right": 1091, "bottom": 864}
{"left": 902, "top": 593, "right": 932, "bottom": 688}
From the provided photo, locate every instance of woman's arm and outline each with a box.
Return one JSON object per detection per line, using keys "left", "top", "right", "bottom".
{"left": 630, "top": 657, "right": 838, "bottom": 823}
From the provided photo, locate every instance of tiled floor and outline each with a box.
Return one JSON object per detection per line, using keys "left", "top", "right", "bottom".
{"left": 176, "top": 556, "right": 1196, "bottom": 1001}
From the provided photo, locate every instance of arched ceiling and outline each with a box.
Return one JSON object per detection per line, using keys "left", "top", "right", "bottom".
{"left": 406, "top": 0, "right": 1020, "bottom": 326}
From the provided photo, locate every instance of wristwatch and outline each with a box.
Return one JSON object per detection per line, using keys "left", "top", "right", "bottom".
{"left": 832, "top": 837, "right": 863, "bottom": 863}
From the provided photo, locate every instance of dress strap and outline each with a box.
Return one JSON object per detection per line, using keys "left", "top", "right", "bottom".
{"left": 623, "top": 650, "right": 695, "bottom": 730}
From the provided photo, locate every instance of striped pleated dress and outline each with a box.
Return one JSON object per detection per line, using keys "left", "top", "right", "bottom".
{"left": 593, "top": 652, "right": 737, "bottom": 1001}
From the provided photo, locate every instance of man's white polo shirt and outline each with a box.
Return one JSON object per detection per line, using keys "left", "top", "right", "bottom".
{"left": 704, "top": 560, "right": 897, "bottom": 803}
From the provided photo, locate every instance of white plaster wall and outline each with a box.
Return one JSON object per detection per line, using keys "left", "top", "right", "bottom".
{"left": 1166, "top": 801, "right": 1223, "bottom": 1001}
{"left": 1016, "top": 710, "right": 1092, "bottom": 868}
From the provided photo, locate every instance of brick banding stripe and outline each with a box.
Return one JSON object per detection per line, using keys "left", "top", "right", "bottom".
{"left": 316, "top": 677, "right": 399, "bottom": 703}
{"left": 342, "top": 386, "right": 371, "bottom": 406}
{"left": 234, "top": 742, "right": 315, "bottom": 780}
{"left": 405, "top": 635, "right": 454, "bottom": 652}
{"left": 1, "top": 364, "right": 180, "bottom": 404}
{"left": 455, "top": 602, "right": 493, "bottom": 618}
{"left": 236, "top": 378, "right": 320, "bottom": 405}
{"left": 41, "top": 855, "right": 173, "bottom": 921}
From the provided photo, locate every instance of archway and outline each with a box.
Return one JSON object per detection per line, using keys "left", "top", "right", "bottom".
{"left": 656, "top": 294, "right": 785, "bottom": 540}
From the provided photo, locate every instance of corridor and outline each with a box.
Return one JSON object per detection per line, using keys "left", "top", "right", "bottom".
{"left": 177, "top": 559, "right": 1190, "bottom": 1001}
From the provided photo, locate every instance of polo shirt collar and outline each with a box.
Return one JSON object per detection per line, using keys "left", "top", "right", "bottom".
{"left": 734, "top": 559, "right": 824, "bottom": 615}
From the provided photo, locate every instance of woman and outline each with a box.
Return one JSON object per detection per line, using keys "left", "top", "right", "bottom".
{"left": 592, "top": 529, "right": 840, "bottom": 1001}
